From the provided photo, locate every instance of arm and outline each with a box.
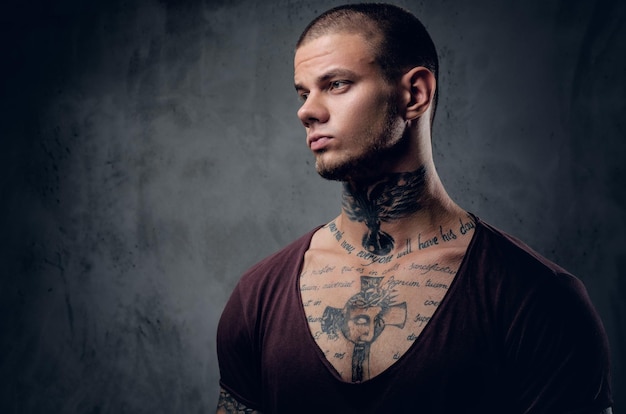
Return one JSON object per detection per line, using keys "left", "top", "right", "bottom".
{"left": 216, "top": 283, "right": 264, "bottom": 412}
{"left": 216, "top": 387, "right": 263, "bottom": 414}
{"left": 504, "top": 273, "right": 613, "bottom": 413}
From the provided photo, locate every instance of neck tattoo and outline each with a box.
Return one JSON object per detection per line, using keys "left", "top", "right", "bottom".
{"left": 341, "top": 167, "right": 427, "bottom": 255}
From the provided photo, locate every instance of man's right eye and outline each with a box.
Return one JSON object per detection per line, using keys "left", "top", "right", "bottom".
{"left": 299, "top": 93, "right": 309, "bottom": 102}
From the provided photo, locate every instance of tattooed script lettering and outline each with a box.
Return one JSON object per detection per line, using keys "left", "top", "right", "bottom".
{"left": 325, "top": 215, "right": 472, "bottom": 266}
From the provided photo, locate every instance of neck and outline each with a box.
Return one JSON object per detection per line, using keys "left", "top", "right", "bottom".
{"left": 338, "top": 164, "right": 460, "bottom": 257}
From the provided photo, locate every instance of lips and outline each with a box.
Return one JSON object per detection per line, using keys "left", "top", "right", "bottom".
{"left": 308, "top": 134, "right": 332, "bottom": 151}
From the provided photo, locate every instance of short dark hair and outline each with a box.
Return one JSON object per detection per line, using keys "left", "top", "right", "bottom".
{"left": 297, "top": 3, "right": 439, "bottom": 118}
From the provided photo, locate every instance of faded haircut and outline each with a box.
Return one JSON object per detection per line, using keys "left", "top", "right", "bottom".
{"left": 296, "top": 3, "right": 439, "bottom": 120}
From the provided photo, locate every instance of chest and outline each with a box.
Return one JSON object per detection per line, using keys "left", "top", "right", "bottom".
{"left": 299, "top": 250, "right": 463, "bottom": 382}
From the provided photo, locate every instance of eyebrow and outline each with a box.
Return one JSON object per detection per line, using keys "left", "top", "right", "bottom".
{"left": 294, "top": 68, "right": 359, "bottom": 92}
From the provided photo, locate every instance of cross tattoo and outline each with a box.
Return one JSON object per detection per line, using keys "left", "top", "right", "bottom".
{"left": 321, "top": 276, "right": 407, "bottom": 382}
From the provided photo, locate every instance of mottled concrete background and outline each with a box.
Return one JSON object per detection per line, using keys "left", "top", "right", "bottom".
{"left": 1, "top": 0, "right": 624, "bottom": 412}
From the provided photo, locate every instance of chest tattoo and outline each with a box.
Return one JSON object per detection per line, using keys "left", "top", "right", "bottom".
{"left": 321, "top": 276, "right": 407, "bottom": 382}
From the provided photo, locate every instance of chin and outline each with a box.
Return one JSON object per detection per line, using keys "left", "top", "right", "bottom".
{"left": 315, "top": 162, "right": 343, "bottom": 181}
{"left": 315, "top": 156, "right": 381, "bottom": 182}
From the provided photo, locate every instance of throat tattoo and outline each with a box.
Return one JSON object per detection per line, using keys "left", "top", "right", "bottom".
{"left": 342, "top": 167, "right": 426, "bottom": 255}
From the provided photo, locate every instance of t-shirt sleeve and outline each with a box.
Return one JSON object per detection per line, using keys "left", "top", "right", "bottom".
{"left": 216, "top": 284, "right": 263, "bottom": 410}
{"left": 503, "top": 273, "right": 612, "bottom": 413}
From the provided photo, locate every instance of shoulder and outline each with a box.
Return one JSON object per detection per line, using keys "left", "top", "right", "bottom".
{"left": 235, "top": 226, "right": 321, "bottom": 293}
{"left": 467, "top": 217, "right": 596, "bottom": 316}
{"left": 470, "top": 217, "right": 569, "bottom": 277}
{"left": 463, "top": 217, "right": 609, "bottom": 359}
{"left": 217, "top": 226, "right": 320, "bottom": 353}
{"left": 468, "top": 218, "right": 612, "bottom": 411}
{"left": 466, "top": 216, "right": 594, "bottom": 300}
{"left": 220, "top": 226, "right": 321, "bottom": 323}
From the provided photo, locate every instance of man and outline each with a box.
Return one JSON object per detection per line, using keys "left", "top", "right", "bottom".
{"left": 216, "top": 4, "right": 612, "bottom": 413}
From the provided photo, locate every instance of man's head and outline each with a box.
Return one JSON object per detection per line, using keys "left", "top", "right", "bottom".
{"left": 297, "top": 3, "right": 439, "bottom": 114}
{"left": 294, "top": 4, "right": 439, "bottom": 182}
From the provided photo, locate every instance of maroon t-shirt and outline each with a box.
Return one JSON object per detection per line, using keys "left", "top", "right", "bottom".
{"left": 217, "top": 217, "right": 612, "bottom": 413}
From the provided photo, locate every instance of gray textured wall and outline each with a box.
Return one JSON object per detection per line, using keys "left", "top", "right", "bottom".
{"left": 1, "top": 0, "right": 624, "bottom": 412}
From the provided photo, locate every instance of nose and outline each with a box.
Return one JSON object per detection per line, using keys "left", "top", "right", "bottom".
{"left": 297, "top": 92, "right": 329, "bottom": 128}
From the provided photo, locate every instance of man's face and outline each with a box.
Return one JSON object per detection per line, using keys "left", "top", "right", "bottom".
{"left": 294, "top": 33, "right": 407, "bottom": 182}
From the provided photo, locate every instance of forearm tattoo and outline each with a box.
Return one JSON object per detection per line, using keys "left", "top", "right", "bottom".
{"left": 217, "top": 388, "right": 261, "bottom": 414}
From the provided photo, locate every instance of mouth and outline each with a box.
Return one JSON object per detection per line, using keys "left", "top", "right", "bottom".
{"left": 308, "top": 135, "right": 332, "bottom": 151}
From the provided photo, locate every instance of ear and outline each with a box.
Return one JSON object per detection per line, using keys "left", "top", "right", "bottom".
{"left": 400, "top": 67, "right": 436, "bottom": 121}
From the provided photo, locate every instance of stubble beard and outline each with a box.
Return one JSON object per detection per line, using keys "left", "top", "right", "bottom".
{"left": 315, "top": 101, "right": 407, "bottom": 183}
